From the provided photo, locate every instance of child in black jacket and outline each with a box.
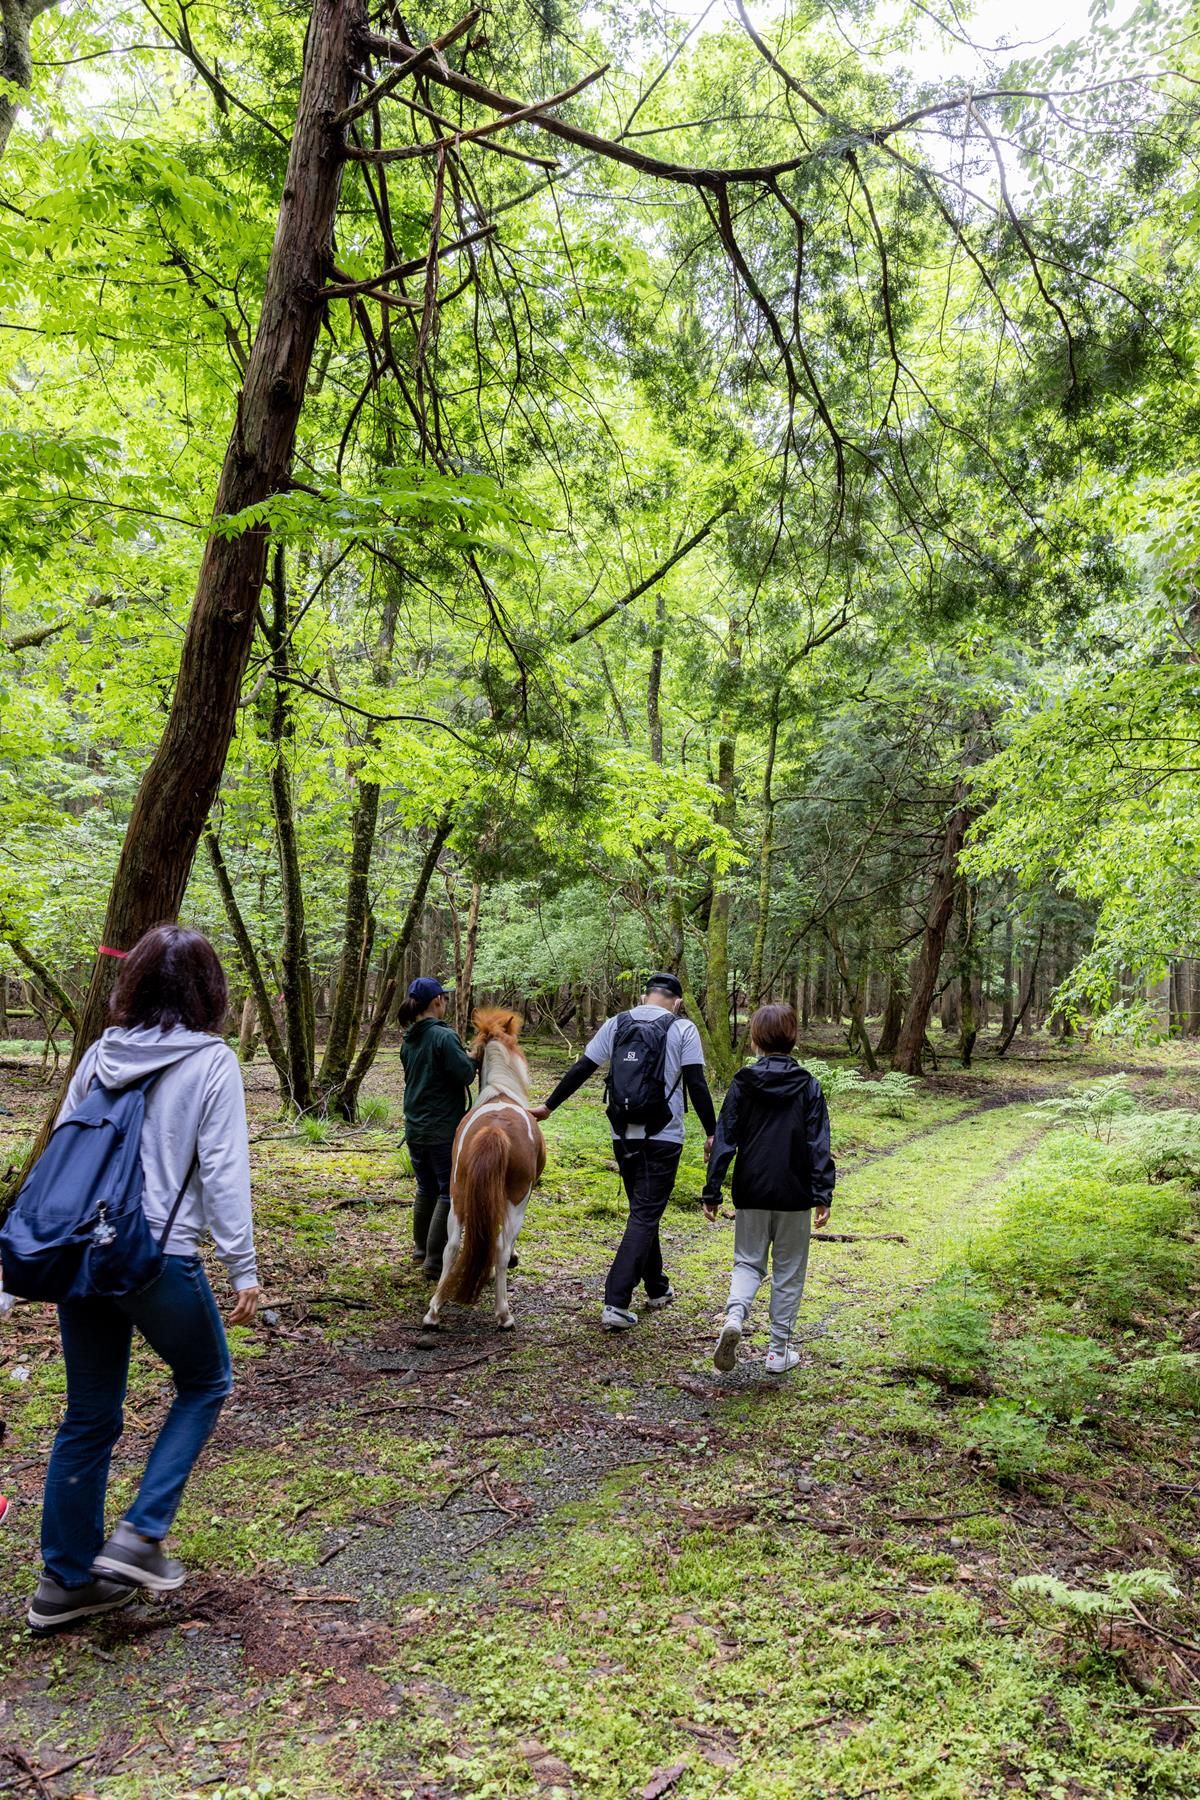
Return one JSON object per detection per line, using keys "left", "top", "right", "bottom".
{"left": 701, "top": 1003, "right": 834, "bottom": 1374}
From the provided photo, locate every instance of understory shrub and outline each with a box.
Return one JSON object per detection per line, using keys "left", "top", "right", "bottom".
{"left": 1030, "top": 1073, "right": 1139, "bottom": 1141}
{"left": 970, "top": 1136, "right": 1193, "bottom": 1324}
{"left": 1119, "top": 1351, "right": 1200, "bottom": 1413}
{"left": 805, "top": 1059, "right": 866, "bottom": 1100}
{"left": 961, "top": 1399, "right": 1052, "bottom": 1481}
{"left": 897, "top": 1271, "right": 994, "bottom": 1386}
{"left": 871, "top": 1071, "right": 919, "bottom": 1118}
{"left": 996, "top": 1330, "right": 1112, "bottom": 1422}
{"left": 357, "top": 1094, "right": 392, "bottom": 1125}
{"left": 299, "top": 1115, "right": 332, "bottom": 1145}
{"left": 1109, "top": 1110, "right": 1200, "bottom": 1186}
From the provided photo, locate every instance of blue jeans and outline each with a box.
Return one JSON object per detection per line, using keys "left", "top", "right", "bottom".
{"left": 42, "top": 1255, "right": 233, "bottom": 1586}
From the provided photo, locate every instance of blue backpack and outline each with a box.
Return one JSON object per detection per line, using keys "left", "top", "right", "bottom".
{"left": 0, "top": 1072, "right": 196, "bottom": 1302}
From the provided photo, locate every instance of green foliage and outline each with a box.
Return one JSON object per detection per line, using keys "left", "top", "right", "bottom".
{"left": 1030, "top": 1074, "right": 1139, "bottom": 1142}
{"left": 962, "top": 1400, "right": 1053, "bottom": 1482}
{"left": 870, "top": 1072, "right": 920, "bottom": 1118}
{"left": 298, "top": 1116, "right": 332, "bottom": 1146}
{"left": 356, "top": 1094, "right": 392, "bottom": 1126}
{"left": 1119, "top": 1351, "right": 1200, "bottom": 1413}
{"left": 995, "top": 1329, "right": 1111, "bottom": 1422}
{"left": 806, "top": 1060, "right": 867, "bottom": 1101}
{"left": 897, "top": 1271, "right": 994, "bottom": 1386}
{"left": 971, "top": 1136, "right": 1193, "bottom": 1325}
{"left": 1110, "top": 1110, "right": 1200, "bottom": 1185}
{"left": 1013, "top": 1568, "right": 1180, "bottom": 1652}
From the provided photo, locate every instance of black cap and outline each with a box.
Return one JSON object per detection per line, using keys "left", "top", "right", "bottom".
{"left": 644, "top": 971, "right": 683, "bottom": 999}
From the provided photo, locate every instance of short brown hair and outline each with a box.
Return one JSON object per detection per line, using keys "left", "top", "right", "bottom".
{"left": 749, "top": 1002, "right": 797, "bottom": 1054}
{"left": 110, "top": 925, "right": 229, "bottom": 1035}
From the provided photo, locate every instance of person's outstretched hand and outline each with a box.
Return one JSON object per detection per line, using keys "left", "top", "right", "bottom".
{"left": 229, "top": 1285, "right": 262, "bottom": 1326}
{"left": 528, "top": 1103, "right": 550, "bottom": 1122}
{"left": 813, "top": 1206, "right": 831, "bottom": 1230}
{"left": 703, "top": 1202, "right": 720, "bottom": 1223}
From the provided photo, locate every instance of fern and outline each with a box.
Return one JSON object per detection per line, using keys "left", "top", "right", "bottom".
{"left": 1030, "top": 1074, "right": 1139, "bottom": 1142}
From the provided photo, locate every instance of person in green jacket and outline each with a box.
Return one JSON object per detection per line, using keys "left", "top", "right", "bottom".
{"left": 398, "top": 976, "right": 478, "bottom": 1277}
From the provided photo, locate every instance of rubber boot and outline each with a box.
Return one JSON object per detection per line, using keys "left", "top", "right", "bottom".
{"left": 423, "top": 1198, "right": 450, "bottom": 1279}
{"left": 411, "top": 1188, "right": 435, "bottom": 1263}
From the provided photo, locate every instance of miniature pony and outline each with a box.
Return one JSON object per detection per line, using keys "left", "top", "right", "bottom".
{"left": 423, "top": 1009, "right": 545, "bottom": 1332}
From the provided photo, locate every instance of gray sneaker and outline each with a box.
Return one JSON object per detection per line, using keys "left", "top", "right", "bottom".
{"left": 600, "top": 1305, "right": 638, "bottom": 1331}
{"left": 713, "top": 1314, "right": 743, "bottom": 1371}
{"left": 92, "top": 1521, "right": 186, "bottom": 1593}
{"left": 28, "top": 1575, "right": 136, "bottom": 1633}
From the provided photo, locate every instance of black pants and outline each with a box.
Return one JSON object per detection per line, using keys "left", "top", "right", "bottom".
{"left": 605, "top": 1139, "right": 683, "bottom": 1308}
{"left": 410, "top": 1139, "right": 453, "bottom": 1199}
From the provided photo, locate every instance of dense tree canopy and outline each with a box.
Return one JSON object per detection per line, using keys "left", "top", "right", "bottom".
{"left": 2, "top": 0, "right": 1198, "bottom": 1116}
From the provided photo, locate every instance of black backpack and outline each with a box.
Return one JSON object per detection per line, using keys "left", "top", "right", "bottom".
{"left": 604, "top": 1011, "right": 681, "bottom": 1138}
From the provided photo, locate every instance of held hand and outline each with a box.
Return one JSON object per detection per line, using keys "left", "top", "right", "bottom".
{"left": 703, "top": 1134, "right": 715, "bottom": 1163}
{"left": 813, "top": 1206, "right": 831, "bottom": 1231}
{"left": 529, "top": 1104, "right": 550, "bottom": 1122}
{"left": 703, "top": 1203, "right": 719, "bottom": 1224}
{"left": 229, "top": 1284, "right": 262, "bottom": 1326}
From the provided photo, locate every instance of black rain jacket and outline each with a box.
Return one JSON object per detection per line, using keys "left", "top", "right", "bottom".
{"left": 701, "top": 1055, "right": 834, "bottom": 1212}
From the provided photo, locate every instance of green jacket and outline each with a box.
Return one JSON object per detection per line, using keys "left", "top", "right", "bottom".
{"left": 400, "top": 1016, "right": 477, "bottom": 1144}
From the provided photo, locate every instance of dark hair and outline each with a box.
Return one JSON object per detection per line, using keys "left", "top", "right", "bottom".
{"left": 109, "top": 925, "right": 229, "bottom": 1034}
{"left": 749, "top": 1002, "right": 797, "bottom": 1054}
{"left": 397, "top": 988, "right": 444, "bottom": 1031}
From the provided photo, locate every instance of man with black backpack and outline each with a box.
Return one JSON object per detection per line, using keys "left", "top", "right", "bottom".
{"left": 530, "top": 974, "right": 717, "bottom": 1331}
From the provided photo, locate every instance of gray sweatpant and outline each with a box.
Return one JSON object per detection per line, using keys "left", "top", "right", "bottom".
{"left": 725, "top": 1208, "right": 813, "bottom": 1350}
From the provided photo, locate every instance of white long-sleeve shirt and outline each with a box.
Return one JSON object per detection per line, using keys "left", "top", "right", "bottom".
{"left": 60, "top": 1025, "right": 257, "bottom": 1290}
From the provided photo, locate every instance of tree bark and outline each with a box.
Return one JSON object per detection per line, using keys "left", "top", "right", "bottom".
{"left": 956, "top": 883, "right": 978, "bottom": 1068}
{"left": 317, "top": 773, "right": 381, "bottom": 1097}
{"left": 826, "top": 922, "right": 878, "bottom": 1070}
{"left": 330, "top": 813, "right": 452, "bottom": 1118}
{"left": 0, "top": 0, "right": 62, "bottom": 162}
{"left": 0, "top": 928, "right": 77, "bottom": 1032}
{"left": 997, "top": 923, "right": 1043, "bottom": 1055}
{"left": 874, "top": 967, "right": 905, "bottom": 1060}
{"left": 892, "top": 781, "right": 974, "bottom": 1074}
{"left": 266, "top": 549, "right": 316, "bottom": 1111}
{"left": 65, "top": 0, "right": 365, "bottom": 1069}
{"left": 203, "top": 828, "right": 289, "bottom": 1081}
{"left": 456, "top": 880, "right": 483, "bottom": 1036}
{"left": 746, "top": 688, "right": 779, "bottom": 1011}
{"left": 1000, "top": 916, "right": 1014, "bottom": 1038}
{"left": 704, "top": 729, "right": 738, "bottom": 1081}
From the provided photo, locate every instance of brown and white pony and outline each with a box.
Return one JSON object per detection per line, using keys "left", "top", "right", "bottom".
{"left": 423, "top": 1008, "right": 545, "bottom": 1333}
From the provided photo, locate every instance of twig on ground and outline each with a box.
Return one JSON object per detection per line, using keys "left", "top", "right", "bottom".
{"left": 355, "top": 1400, "right": 459, "bottom": 1420}
{"left": 886, "top": 1508, "right": 1000, "bottom": 1525}
{"left": 0, "top": 1750, "right": 96, "bottom": 1794}
{"left": 316, "top": 1540, "right": 347, "bottom": 1567}
{"left": 481, "top": 1470, "right": 523, "bottom": 1519}
{"left": 438, "top": 1463, "right": 498, "bottom": 1511}
{"left": 814, "top": 1231, "right": 908, "bottom": 1244}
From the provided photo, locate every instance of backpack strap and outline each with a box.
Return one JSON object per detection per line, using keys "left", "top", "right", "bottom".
{"left": 156, "top": 1150, "right": 200, "bottom": 1250}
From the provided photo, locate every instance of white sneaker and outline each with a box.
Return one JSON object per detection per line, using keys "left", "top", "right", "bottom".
{"left": 643, "top": 1287, "right": 675, "bottom": 1311}
{"left": 713, "top": 1314, "right": 742, "bottom": 1371}
{"left": 765, "top": 1346, "right": 801, "bottom": 1375}
{"left": 601, "top": 1305, "right": 638, "bottom": 1331}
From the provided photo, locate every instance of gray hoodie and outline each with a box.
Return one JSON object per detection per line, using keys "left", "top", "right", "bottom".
{"left": 60, "top": 1025, "right": 257, "bottom": 1291}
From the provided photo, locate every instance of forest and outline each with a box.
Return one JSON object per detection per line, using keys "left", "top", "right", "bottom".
{"left": 2, "top": 0, "right": 1200, "bottom": 1792}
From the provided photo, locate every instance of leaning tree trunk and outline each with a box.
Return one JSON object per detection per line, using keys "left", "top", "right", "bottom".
{"left": 746, "top": 689, "right": 780, "bottom": 1013}
{"left": 64, "top": 0, "right": 364, "bottom": 1068}
{"left": 0, "top": 0, "right": 63, "bottom": 163}
{"left": 892, "top": 782, "right": 974, "bottom": 1075}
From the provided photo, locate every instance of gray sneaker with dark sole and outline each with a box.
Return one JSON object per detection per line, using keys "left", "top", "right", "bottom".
{"left": 92, "top": 1522, "right": 186, "bottom": 1593}
{"left": 28, "top": 1575, "right": 136, "bottom": 1633}
{"left": 713, "top": 1315, "right": 743, "bottom": 1372}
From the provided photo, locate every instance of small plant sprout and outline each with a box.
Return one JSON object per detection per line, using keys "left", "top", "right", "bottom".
{"left": 357, "top": 1094, "right": 392, "bottom": 1125}
{"left": 299, "top": 1115, "right": 332, "bottom": 1146}
{"left": 1012, "top": 1568, "right": 1180, "bottom": 1655}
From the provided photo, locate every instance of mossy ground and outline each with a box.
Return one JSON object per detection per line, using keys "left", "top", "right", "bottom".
{"left": 1, "top": 1031, "right": 1199, "bottom": 1796}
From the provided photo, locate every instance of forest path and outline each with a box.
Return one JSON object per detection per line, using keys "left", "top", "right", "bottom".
{"left": 0, "top": 1054, "right": 1193, "bottom": 1797}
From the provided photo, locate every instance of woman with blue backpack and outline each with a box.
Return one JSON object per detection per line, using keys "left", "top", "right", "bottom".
{"left": 14, "top": 925, "right": 259, "bottom": 1632}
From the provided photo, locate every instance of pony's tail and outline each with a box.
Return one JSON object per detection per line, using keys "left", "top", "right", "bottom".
{"left": 444, "top": 1124, "right": 510, "bottom": 1307}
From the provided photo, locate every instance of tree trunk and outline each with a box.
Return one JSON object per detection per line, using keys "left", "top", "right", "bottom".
{"left": 203, "top": 827, "right": 289, "bottom": 1083}
{"left": 237, "top": 995, "right": 260, "bottom": 1063}
{"left": 0, "top": 929, "right": 78, "bottom": 1032}
{"left": 318, "top": 774, "right": 381, "bottom": 1099}
{"left": 65, "top": 0, "right": 365, "bottom": 1070}
{"left": 997, "top": 923, "right": 1043, "bottom": 1055}
{"left": 456, "top": 881, "right": 482, "bottom": 1036}
{"left": 329, "top": 814, "right": 452, "bottom": 1118}
{"left": 0, "top": 0, "right": 63, "bottom": 162}
{"left": 704, "top": 730, "right": 738, "bottom": 1081}
{"left": 267, "top": 548, "right": 316, "bottom": 1111}
{"left": 1001, "top": 916, "right": 1014, "bottom": 1038}
{"left": 826, "top": 922, "right": 878, "bottom": 1070}
{"left": 746, "top": 688, "right": 780, "bottom": 1012}
{"left": 874, "top": 969, "right": 905, "bottom": 1060}
{"left": 892, "top": 781, "right": 974, "bottom": 1074}
{"left": 957, "top": 883, "right": 978, "bottom": 1068}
